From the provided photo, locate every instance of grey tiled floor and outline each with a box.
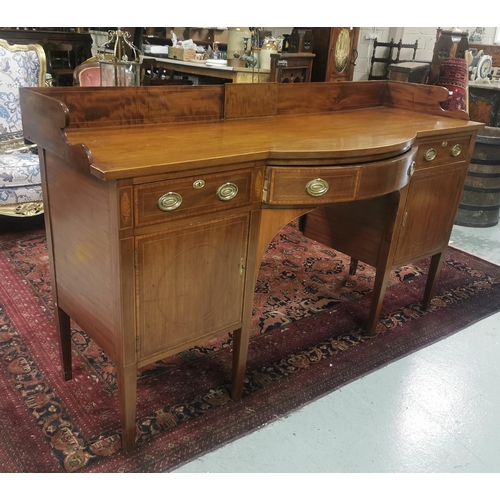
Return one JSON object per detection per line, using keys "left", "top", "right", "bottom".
{"left": 174, "top": 222, "right": 500, "bottom": 473}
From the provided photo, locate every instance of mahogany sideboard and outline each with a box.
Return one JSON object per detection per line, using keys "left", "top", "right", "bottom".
{"left": 20, "top": 81, "right": 483, "bottom": 453}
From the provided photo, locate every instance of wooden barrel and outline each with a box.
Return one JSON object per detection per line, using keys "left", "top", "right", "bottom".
{"left": 455, "top": 126, "right": 500, "bottom": 227}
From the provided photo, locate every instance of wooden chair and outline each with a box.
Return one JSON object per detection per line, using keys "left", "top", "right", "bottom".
{"left": 368, "top": 38, "right": 419, "bottom": 80}
{"left": 0, "top": 38, "right": 46, "bottom": 217}
{"left": 45, "top": 42, "right": 74, "bottom": 86}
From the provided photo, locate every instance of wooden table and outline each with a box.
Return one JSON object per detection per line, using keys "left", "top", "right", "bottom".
{"left": 20, "top": 81, "right": 482, "bottom": 453}
{"left": 143, "top": 55, "right": 270, "bottom": 83}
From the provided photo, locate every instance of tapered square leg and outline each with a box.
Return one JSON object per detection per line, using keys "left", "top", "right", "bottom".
{"left": 231, "top": 326, "right": 249, "bottom": 401}
{"left": 366, "top": 267, "right": 392, "bottom": 335}
{"left": 56, "top": 305, "right": 72, "bottom": 381}
{"left": 117, "top": 363, "right": 138, "bottom": 454}
{"left": 349, "top": 258, "right": 359, "bottom": 276}
{"left": 422, "top": 252, "right": 446, "bottom": 310}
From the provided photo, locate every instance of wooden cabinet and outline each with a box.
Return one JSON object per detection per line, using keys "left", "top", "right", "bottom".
{"left": 137, "top": 214, "right": 249, "bottom": 361}
{"left": 20, "top": 81, "right": 481, "bottom": 454}
{"left": 269, "top": 53, "right": 316, "bottom": 83}
{"left": 393, "top": 134, "right": 473, "bottom": 265}
{"left": 311, "top": 27, "right": 360, "bottom": 82}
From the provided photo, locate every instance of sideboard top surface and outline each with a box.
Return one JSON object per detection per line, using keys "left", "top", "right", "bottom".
{"left": 20, "top": 81, "right": 484, "bottom": 180}
{"left": 63, "top": 108, "right": 478, "bottom": 180}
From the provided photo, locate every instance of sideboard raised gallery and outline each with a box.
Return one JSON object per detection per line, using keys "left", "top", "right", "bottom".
{"left": 20, "top": 81, "right": 483, "bottom": 453}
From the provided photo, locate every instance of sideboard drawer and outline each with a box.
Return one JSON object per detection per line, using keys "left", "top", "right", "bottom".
{"left": 263, "top": 166, "right": 360, "bottom": 205}
{"left": 135, "top": 168, "right": 253, "bottom": 226}
{"left": 415, "top": 135, "right": 472, "bottom": 170}
{"left": 264, "top": 148, "right": 417, "bottom": 205}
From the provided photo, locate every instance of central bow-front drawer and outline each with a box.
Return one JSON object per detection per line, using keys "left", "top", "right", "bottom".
{"left": 134, "top": 168, "right": 254, "bottom": 226}
{"left": 263, "top": 148, "right": 417, "bottom": 205}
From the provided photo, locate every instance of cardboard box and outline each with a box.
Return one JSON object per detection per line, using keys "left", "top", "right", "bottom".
{"left": 168, "top": 47, "right": 196, "bottom": 61}
{"left": 188, "top": 28, "right": 228, "bottom": 45}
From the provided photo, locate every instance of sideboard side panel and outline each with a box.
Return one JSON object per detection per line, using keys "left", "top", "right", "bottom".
{"left": 43, "top": 151, "right": 121, "bottom": 359}
{"left": 385, "top": 81, "right": 470, "bottom": 119}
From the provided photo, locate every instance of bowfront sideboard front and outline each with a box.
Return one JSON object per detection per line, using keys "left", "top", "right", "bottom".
{"left": 20, "top": 81, "right": 482, "bottom": 453}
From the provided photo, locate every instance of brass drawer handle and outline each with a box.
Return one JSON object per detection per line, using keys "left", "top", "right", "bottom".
{"left": 450, "top": 144, "right": 462, "bottom": 157}
{"left": 216, "top": 182, "right": 238, "bottom": 201}
{"left": 157, "top": 192, "right": 183, "bottom": 211}
{"left": 306, "top": 178, "right": 329, "bottom": 197}
{"left": 407, "top": 161, "right": 416, "bottom": 177}
{"left": 424, "top": 148, "right": 437, "bottom": 162}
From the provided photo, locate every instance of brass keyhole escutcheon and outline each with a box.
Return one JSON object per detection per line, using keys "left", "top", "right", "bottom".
{"left": 450, "top": 144, "right": 462, "bottom": 157}
{"left": 424, "top": 148, "right": 437, "bottom": 162}
{"left": 306, "top": 178, "right": 329, "bottom": 197}
{"left": 407, "top": 161, "right": 416, "bottom": 177}
{"left": 216, "top": 182, "right": 238, "bottom": 201}
{"left": 193, "top": 180, "right": 205, "bottom": 189}
{"left": 157, "top": 192, "right": 183, "bottom": 211}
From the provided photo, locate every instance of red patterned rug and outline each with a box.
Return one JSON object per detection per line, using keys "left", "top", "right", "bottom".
{"left": 1, "top": 218, "right": 500, "bottom": 472}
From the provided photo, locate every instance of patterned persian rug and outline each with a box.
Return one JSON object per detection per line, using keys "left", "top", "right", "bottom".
{"left": 1, "top": 219, "right": 500, "bottom": 472}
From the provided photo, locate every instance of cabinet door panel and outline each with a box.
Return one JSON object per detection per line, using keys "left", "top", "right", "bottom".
{"left": 136, "top": 214, "right": 249, "bottom": 360}
{"left": 394, "top": 164, "right": 466, "bottom": 265}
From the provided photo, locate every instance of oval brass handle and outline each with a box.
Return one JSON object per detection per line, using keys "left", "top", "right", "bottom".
{"left": 424, "top": 148, "right": 437, "bottom": 162}
{"left": 407, "top": 161, "right": 416, "bottom": 177}
{"left": 157, "top": 192, "right": 182, "bottom": 211}
{"left": 216, "top": 182, "right": 238, "bottom": 201}
{"left": 306, "top": 178, "right": 329, "bottom": 197}
{"left": 450, "top": 144, "right": 462, "bottom": 157}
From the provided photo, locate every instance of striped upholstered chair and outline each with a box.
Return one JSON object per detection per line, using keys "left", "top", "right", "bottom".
{"left": 0, "top": 38, "right": 46, "bottom": 217}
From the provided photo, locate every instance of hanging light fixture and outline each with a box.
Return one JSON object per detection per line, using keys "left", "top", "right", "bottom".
{"left": 98, "top": 29, "right": 143, "bottom": 86}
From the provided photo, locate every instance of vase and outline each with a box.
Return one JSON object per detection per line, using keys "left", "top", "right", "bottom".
{"left": 259, "top": 39, "right": 279, "bottom": 70}
{"left": 227, "top": 27, "right": 252, "bottom": 67}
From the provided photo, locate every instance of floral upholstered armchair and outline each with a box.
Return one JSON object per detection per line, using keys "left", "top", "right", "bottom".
{"left": 0, "top": 39, "right": 46, "bottom": 217}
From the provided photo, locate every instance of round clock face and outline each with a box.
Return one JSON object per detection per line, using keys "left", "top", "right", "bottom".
{"left": 477, "top": 56, "right": 492, "bottom": 79}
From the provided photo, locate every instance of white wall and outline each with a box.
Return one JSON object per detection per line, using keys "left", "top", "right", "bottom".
{"left": 263, "top": 26, "right": 498, "bottom": 80}
{"left": 354, "top": 28, "right": 392, "bottom": 80}
{"left": 353, "top": 27, "right": 498, "bottom": 81}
